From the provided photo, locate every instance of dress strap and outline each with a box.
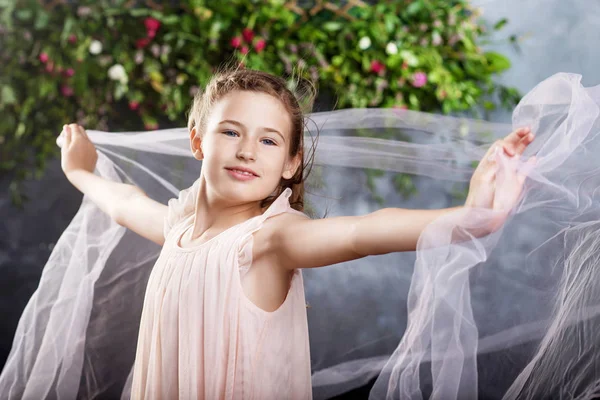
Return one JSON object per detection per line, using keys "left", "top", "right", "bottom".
{"left": 237, "top": 188, "right": 307, "bottom": 273}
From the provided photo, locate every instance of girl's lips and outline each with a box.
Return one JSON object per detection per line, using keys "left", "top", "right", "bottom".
{"left": 226, "top": 168, "right": 258, "bottom": 181}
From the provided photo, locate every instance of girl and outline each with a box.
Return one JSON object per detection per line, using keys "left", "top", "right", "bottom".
{"left": 59, "top": 69, "right": 535, "bottom": 399}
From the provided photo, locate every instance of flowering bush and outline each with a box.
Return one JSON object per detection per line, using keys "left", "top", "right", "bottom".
{"left": 0, "top": 0, "right": 519, "bottom": 205}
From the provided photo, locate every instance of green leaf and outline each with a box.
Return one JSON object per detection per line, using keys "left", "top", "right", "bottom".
{"left": 15, "top": 9, "right": 33, "bottom": 21}
{"left": 1, "top": 85, "right": 16, "bottom": 105}
{"left": 494, "top": 18, "right": 508, "bottom": 31}
{"left": 485, "top": 51, "right": 511, "bottom": 73}
{"left": 15, "top": 122, "right": 26, "bottom": 139}
{"left": 406, "top": 2, "right": 422, "bottom": 15}
{"left": 60, "top": 16, "right": 75, "bottom": 43}
{"left": 323, "top": 22, "right": 342, "bottom": 32}
{"left": 34, "top": 9, "right": 50, "bottom": 30}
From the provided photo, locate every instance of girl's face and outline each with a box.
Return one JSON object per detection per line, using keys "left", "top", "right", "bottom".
{"left": 192, "top": 90, "right": 300, "bottom": 205}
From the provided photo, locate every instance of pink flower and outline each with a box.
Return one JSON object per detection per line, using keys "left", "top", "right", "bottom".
{"left": 39, "top": 52, "right": 49, "bottom": 63}
{"left": 144, "top": 122, "right": 158, "bottom": 130}
{"left": 231, "top": 36, "right": 242, "bottom": 48}
{"left": 68, "top": 34, "right": 77, "bottom": 44}
{"left": 129, "top": 101, "right": 140, "bottom": 111}
{"left": 254, "top": 39, "right": 266, "bottom": 53}
{"left": 240, "top": 46, "right": 249, "bottom": 55}
{"left": 136, "top": 38, "right": 151, "bottom": 49}
{"left": 370, "top": 60, "right": 385, "bottom": 75}
{"left": 45, "top": 61, "right": 54, "bottom": 73}
{"left": 61, "top": 85, "right": 74, "bottom": 97}
{"left": 64, "top": 68, "right": 75, "bottom": 77}
{"left": 242, "top": 28, "right": 254, "bottom": 43}
{"left": 412, "top": 72, "right": 427, "bottom": 88}
{"left": 144, "top": 17, "right": 161, "bottom": 37}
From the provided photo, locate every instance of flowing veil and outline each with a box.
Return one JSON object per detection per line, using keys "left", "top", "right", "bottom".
{"left": 2, "top": 73, "right": 600, "bottom": 399}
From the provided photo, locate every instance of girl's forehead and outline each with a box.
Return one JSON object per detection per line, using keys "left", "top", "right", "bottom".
{"left": 209, "top": 91, "right": 292, "bottom": 132}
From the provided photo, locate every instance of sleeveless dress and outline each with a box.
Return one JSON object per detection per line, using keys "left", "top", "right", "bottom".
{"left": 130, "top": 185, "right": 312, "bottom": 400}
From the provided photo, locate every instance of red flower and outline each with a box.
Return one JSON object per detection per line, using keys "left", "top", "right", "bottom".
{"left": 370, "top": 60, "right": 385, "bottom": 74}
{"left": 68, "top": 34, "right": 77, "bottom": 44}
{"left": 240, "top": 46, "right": 249, "bottom": 55}
{"left": 129, "top": 101, "right": 140, "bottom": 111}
{"left": 61, "top": 85, "right": 74, "bottom": 97}
{"left": 231, "top": 36, "right": 242, "bottom": 48}
{"left": 242, "top": 28, "right": 254, "bottom": 43}
{"left": 64, "top": 68, "right": 75, "bottom": 77}
{"left": 136, "top": 38, "right": 151, "bottom": 49}
{"left": 144, "top": 17, "right": 161, "bottom": 33}
{"left": 39, "top": 52, "right": 49, "bottom": 63}
{"left": 254, "top": 39, "right": 266, "bottom": 53}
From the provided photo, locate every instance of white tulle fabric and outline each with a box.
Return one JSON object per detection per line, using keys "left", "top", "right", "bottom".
{"left": 1, "top": 73, "right": 600, "bottom": 399}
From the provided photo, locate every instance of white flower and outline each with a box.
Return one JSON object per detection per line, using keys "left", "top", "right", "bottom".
{"left": 386, "top": 42, "right": 398, "bottom": 55}
{"left": 108, "top": 64, "right": 128, "bottom": 84}
{"left": 89, "top": 40, "right": 103, "bottom": 55}
{"left": 358, "top": 36, "right": 371, "bottom": 50}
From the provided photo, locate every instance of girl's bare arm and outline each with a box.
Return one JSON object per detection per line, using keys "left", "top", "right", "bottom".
{"left": 270, "top": 207, "right": 460, "bottom": 270}
{"left": 61, "top": 124, "right": 167, "bottom": 246}
{"left": 271, "top": 127, "right": 536, "bottom": 270}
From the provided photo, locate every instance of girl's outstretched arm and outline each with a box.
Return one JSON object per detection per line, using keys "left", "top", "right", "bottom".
{"left": 272, "top": 127, "right": 536, "bottom": 270}
{"left": 60, "top": 124, "right": 168, "bottom": 246}
{"left": 271, "top": 206, "right": 461, "bottom": 270}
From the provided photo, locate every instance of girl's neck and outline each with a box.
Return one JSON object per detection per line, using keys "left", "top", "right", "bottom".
{"left": 189, "top": 179, "right": 264, "bottom": 242}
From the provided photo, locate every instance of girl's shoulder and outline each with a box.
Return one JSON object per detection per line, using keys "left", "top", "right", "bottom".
{"left": 251, "top": 211, "right": 310, "bottom": 263}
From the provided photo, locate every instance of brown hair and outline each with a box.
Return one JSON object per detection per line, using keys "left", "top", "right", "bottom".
{"left": 187, "top": 68, "right": 317, "bottom": 212}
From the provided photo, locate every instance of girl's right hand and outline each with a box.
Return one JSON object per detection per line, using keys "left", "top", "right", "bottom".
{"left": 59, "top": 123, "right": 98, "bottom": 178}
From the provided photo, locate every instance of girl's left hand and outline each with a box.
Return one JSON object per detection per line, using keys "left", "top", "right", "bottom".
{"left": 465, "top": 127, "right": 536, "bottom": 215}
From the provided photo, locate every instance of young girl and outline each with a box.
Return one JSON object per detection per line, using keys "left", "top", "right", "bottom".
{"left": 59, "top": 69, "right": 535, "bottom": 399}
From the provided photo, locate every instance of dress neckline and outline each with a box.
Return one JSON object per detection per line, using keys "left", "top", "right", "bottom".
{"left": 172, "top": 188, "right": 292, "bottom": 252}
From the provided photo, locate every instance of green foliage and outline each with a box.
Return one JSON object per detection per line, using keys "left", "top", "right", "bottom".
{"left": 0, "top": 0, "right": 520, "bottom": 206}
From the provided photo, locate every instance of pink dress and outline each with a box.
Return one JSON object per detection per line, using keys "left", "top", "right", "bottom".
{"left": 130, "top": 186, "right": 312, "bottom": 399}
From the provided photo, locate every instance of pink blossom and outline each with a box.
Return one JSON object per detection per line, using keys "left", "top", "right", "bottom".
{"left": 231, "top": 36, "right": 242, "bottom": 48}
{"left": 65, "top": 68, "right": 75, "bottom": 77}
{"left": 145, "top": 122, "right": 158, "bottom": 130}
{"left": 136, "top": 38, "right": 151, "bottom": 49}
{"left": 254, "top": 39, "right": 266, "bottom": 53}
{"left": 240, "top": 46, "right": 249, "bottom": 55}
{"left": 129, "top": 101, "right": 140, "bottom": 111}
{"left": 242, "top": 28, "right": 254, "bottom": 43}
{"left": 61, "top": 85, "right": 74, "bottom": 97}
{"left": 144, "top": 17, "right": 160, "bottom": 36}
{"left": 45, "top": 61, "right": 54, "bottom": 73}
{"left": 412, "top": 72, "right": 428, "bottom": 88}
{"left": 68, "top": 34, "right": 77, "bottom": 44}
{"left": 39, "top": 52, "right": 49, "bottom": 63}
{"left": 370, "top": 60, "right": 385, "bottom": 75}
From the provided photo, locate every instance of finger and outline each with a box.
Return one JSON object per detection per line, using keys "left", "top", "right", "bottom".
{"left": 76, "top": 125, "right": 89, "bottom": 140}
{"left": 64, "top": 125, "right": 72, "bottom": 148}
{"left": 503, "top": 127, "right": 531, "bottom": 156}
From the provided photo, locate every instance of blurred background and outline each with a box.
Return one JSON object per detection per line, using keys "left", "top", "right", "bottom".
{"left": 1, "top": 0, "right": 598, "bottom": 398}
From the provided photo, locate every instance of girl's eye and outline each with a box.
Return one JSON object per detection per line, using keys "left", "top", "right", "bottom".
{"left": 223, "top": 130, "right": 238, "bottom": 137}
{"left": 261, "top": 138, "right": 277, "bottom": 146}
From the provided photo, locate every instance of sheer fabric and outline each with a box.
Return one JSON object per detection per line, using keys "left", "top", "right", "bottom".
{"left": 1, "top": 73, "right": 600, "bottom": 399}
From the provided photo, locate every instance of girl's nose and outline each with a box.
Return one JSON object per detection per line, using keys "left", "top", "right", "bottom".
{"left": 236, "top": 143, "right": 256, "bottom": 161}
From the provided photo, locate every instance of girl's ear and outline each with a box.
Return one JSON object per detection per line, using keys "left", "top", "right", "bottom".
{"left": 282, "top": 153, "right": 302, "bottom": 180}
{"left": 189, "top": 127, "right": 204, "bottom": 160}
